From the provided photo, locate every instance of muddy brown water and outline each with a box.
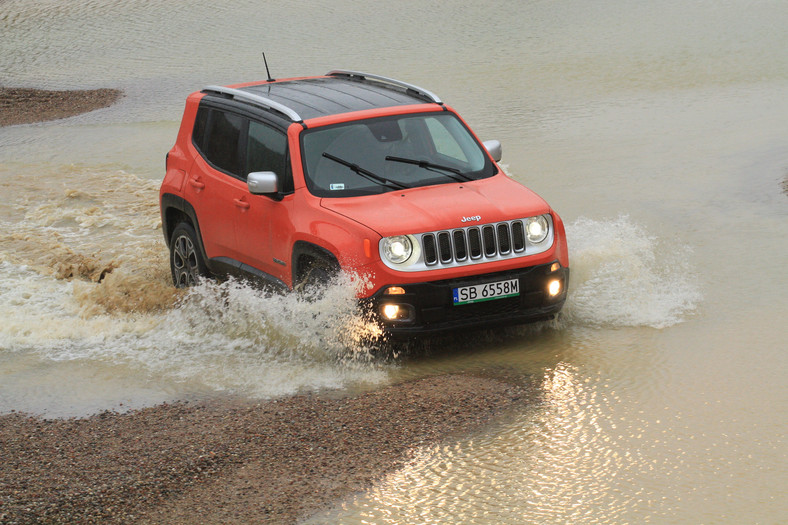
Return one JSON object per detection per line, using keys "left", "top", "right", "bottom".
{"left": 1, "top": 1, "right": 786, "bottom": 522}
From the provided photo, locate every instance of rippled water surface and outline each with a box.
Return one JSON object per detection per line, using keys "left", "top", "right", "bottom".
{"left": 2, "top": 0, "right": 786, "bottom": 522}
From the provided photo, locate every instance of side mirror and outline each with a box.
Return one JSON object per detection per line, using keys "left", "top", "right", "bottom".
{"left": 247, "top": 171, "right": 279, "bottom": 195}
{"left": 483, "top": 140, "right": 502, "bottom": 163}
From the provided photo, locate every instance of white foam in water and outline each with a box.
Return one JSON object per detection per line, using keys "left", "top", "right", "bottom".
{"left": 136, "top": 275, "right": 388, "bottom": 397}
{"left": 563, "top": 216, "right": 701, "bottom": 329}
{"left": 0, "top": 261, "right": 157, "bottom": 348}
{"left": 1, "top": 214, "right": 701, "bottom": 414}
{"left": 0, "top": 261, "right": 387, "bottom": 405}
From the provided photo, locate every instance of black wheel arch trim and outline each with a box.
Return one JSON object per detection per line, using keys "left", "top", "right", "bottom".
{"left": 291, "top": 241, "right": 340, "bottom": 284}
{"left": 160, "top": 193, "right": 209, "bottom": 263}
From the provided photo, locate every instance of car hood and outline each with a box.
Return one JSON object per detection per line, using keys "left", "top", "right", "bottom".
{"left": 319, "top": 174, "right": 551, "bottom": 237}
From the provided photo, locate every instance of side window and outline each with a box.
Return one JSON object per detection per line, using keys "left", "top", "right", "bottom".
{"left": 247, "top": 120, "right": 292, "bottom": 193}
{"left": 201, "top": 109, "right": 244, "bottom": 176}
{"left": 192, "top": 107, "right": 209, "bottom": 151}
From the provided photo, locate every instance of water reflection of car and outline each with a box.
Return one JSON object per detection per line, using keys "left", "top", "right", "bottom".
{"left": 160, "top": 70, "right": 569, "bottom": 337}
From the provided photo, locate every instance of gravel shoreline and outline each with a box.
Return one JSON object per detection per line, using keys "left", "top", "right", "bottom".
{"left": 0, "top": 374, "right": 530, "bottom": 524}
{"left": 0, "top": 87, "right": 122, "bottom": 126}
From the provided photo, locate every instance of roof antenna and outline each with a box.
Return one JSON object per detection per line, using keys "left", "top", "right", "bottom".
{"left": 262, "top": 52, "right": 275, "bottom": 82}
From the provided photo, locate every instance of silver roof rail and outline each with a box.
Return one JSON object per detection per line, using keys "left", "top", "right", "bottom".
{"left": 202, "top": 85, "right": 303, "bottom": 123}
{"left": 326, "top": 70, "right": 443, "bottom": 105}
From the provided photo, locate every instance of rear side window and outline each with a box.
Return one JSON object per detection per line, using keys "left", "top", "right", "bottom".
{"left": 192, "top": 107, "right": 209, "bottom": 151}
{"left": 192, "top": 107, "right": 244, "bottom": 177}
{"left": 203, "top": 111, "right": 244, "bottom": 176}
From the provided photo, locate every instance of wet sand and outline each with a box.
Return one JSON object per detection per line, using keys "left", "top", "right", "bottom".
{"left": 0, "top": 374, "right": 529, "bottom": 524}
{"left": 0, "top": 87, "right": 122, "bottom": 126}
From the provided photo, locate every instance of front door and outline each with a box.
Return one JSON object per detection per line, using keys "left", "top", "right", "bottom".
{"left": 233, "top": 120, "right": 291, "bottom": 280}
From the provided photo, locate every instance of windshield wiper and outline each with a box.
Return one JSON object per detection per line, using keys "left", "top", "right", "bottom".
{"left": 385, "top": 156, "right": 472, "bottom": 182}
{"left": 322, "top": 152, "right": 409, "bottom": 190}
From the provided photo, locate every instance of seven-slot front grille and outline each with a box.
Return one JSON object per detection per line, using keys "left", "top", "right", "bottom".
{"left": 422, "top": 219, "right": 529, "bottom": 267}
{"left": 379, "top": 215, "right": 554, "bottom": 272}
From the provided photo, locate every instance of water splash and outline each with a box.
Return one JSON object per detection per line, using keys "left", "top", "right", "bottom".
{"left": 0, "top": 261, "right": 387, "bottom": 405}
{"left": 1, "top": 165, "right": 701, "bottom": 414}
{"left": 162, "top": 274, "right": 384, "bottom": 362}
{"left": 0, "top": 165, "right": 176, "bottom": 314}
{"left": 137, "top": 275, "right": 386, "bottom": 396}
{"left": 563, "top": 216, "right": 701, "bottom": 329}
{"left": 0, "top": 165, "right": 389, "bottom": 413}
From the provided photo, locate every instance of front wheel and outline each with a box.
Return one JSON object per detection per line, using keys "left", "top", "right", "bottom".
{"left": 169, "top": 222, "right": 208, "bottom": 288}
{"left": 296, "top": 257, "right": 339, "bottom": 298}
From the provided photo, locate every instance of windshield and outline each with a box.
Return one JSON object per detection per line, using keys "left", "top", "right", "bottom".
{"left": 301, "top": 112, "right": 497, "bottom": 197}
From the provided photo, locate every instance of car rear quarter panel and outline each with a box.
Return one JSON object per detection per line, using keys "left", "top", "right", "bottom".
{"left": 160, "top": 93, "right": 205, "bottom": 243}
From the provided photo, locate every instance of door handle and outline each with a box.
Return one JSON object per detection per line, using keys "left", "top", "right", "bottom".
{"left": 234, "top": 198, "right": 250, "bottom": 210}
{"left": 189, "top": 178, "right": 205, "bottom": 190}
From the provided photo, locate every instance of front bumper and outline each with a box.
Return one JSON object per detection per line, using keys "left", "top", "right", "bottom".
{"left": 365, "top": 261, "right": 569, "bottom": 338}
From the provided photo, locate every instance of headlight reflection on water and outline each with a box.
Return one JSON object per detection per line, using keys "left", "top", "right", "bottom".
{"left": 307, "top": 363, "right": 654, "bottom": 524}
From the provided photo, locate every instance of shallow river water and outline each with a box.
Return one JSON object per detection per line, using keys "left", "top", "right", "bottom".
{"left": 1, "top": 1, "right": 787, "bottom": 523}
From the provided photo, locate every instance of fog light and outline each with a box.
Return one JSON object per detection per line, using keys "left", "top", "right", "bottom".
{"left": 381, "top": 303, "right": 412, "bottom": 321}
{"left": 383, "top": 304, "right": 400, "bottom": 319}
{"left": 548, "top": 279, "right": 562, "bottom": 297}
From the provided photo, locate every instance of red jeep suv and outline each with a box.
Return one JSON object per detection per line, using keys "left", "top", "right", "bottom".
{"left": 160, "top": 70, "right": 569, "bottom": 336}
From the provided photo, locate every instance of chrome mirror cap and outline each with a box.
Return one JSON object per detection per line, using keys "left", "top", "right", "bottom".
{"left": 247, "top": 171, "right": 279, "bottom": 195}
{"left": 483, "top": 140, "right": 502, "bottom": 162}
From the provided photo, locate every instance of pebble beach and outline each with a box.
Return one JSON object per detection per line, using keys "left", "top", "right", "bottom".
{"left": 1, "top": 373, "right": 528, "bottom": 524}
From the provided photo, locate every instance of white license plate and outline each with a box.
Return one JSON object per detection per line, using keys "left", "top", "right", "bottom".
{"left": 453, "top": 278, "right": 519, "bottom": 305}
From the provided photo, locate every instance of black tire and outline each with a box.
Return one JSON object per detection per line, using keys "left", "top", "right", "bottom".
{"left": 169, "top": 222, "right": 209, "bottom": 288}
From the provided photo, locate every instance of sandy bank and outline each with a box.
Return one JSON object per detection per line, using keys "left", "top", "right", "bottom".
{"left": 0, "top": 87, "right": 122, "bottom": 127}
{"left": 0, "top": 373, "right": 529, "bottom": 524}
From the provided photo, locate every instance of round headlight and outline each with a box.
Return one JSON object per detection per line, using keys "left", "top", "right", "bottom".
{"left": 526, "top": 215, "right": 549, "bottom": 244}
{"left": 382, "top": 235, "right": 412, "bottom": 264}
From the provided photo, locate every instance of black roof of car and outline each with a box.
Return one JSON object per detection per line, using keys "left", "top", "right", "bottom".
{"left": 202, "top": 70, "right": 443, "bottom": 123}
